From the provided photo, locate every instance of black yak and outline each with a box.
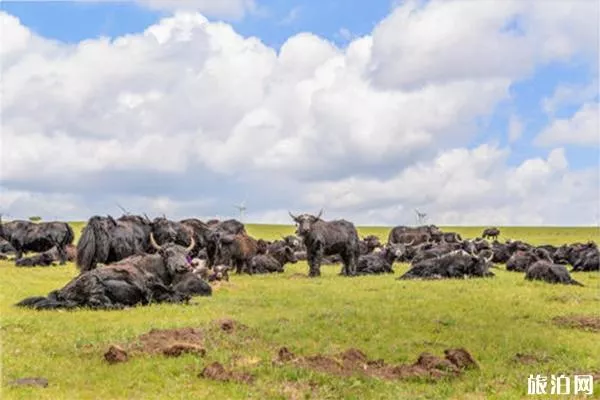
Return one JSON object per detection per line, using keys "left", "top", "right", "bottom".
{"left": 250, "top": 246, "right": 297, "bottom": 274}
{"left": 76, "top": 215, "right": 153, "bottom": 272}
{"left": 16, "top": 234, "right": 209, "bottom": 310}
{"left": 482, "top": 227, "right": 500, "bottom": 240}
{"left": 525, "top": 260, "right": 584, "bottom": 286}
{"left": 0, "top": 218, "right": 74, "bottom": 265}
{"left": 289, "top": 210, "right": 360, "bottom": 277}
{"left": 398, "top": 250, "right": 494, "bottom": 280}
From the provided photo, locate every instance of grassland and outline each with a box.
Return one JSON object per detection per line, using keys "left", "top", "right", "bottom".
{"left": 1, "top": 224, "right": 599, "bottom": 399}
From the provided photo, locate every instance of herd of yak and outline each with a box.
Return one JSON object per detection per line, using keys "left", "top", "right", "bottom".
{"left": 0, "top": 211, "right": 598, "bottom": 311}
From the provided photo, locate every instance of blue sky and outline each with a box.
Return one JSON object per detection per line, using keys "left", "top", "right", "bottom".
{"left": 0, "top": 0, "right": 598, "bottom": 225}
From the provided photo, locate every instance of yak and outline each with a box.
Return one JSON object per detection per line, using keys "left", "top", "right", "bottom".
{"left": 217, "top": 233, "right": 260, "bottom": 274}
{"left": 16, "top": 233, "right": 208, "bottom": 310}
{"left": 0, "top": 217, "right": 74, "bottom": 265}
{"left": 151, "top": 217, "right": 196, "bottom": 251}
{"left": 356, "top": 245, "right": 402, "bottom": 275}
{"left": 205, "top": 219, "right": 246, "bottom": 268}
{"left": 250, "top": 246, "right": 298, "bottom": 274}
{"left": 15, "top": 244, "right": 76, "bottom": 267}
{"left": 506, "top": 248, "right": 551, "bottom": 272}
{"left": 525, "top": 260, "right": 584, "bottom": 286}
{"left": 289, "top": 210, "right": 360, "bottom": 277}
{"left": 482, "top": 227, "right": 500, "bottom": 241}
{"left": 387, "top": 225, "right": 441, "bottom": 246}
{"left": 398, "top": 250, "right": 494, "bottom": 280}
{"left": 76, "top": 215, "right": 153, "bottom": 272}
{"left": 359, "top": 235, "right": 383, "bottom": 255}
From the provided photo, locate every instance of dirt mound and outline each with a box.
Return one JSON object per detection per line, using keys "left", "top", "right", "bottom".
{"left": 104, "top": 326, "right": 206, "bottom": 364}
{"left": 8, "top": 377, "right": 48, "bottom": 388}
{"left": 213, "top": 318, "right": 247, "bottom": 334}
{"left": 104, "top": 345, "right": 128, "bottom": 364}
{"left": 274, "top": 347, "right": 477, "bottom": 381}
{"left": 552, "top": 315, "right": 600, "bottom": 332}
{"left": 199, "top": 361, "right": 254, "bottom": 384}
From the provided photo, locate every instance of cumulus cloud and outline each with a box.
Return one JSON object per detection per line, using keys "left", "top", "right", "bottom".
{"left": 535, "top": 102, "right": 600, "bottom": 147}
{"left": 1, "top": 0, "right": 598, "bottom": 225}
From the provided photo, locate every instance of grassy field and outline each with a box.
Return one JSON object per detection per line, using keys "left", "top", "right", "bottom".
{"left": 1, "top": 224, "right": 599, "bottom": 399}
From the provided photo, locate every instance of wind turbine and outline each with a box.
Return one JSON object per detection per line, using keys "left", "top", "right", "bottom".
{"left": 414, "top": 208, "right": 428, "bottom": 226}
{"left": 233, "top": 200, "right": 247, "bottom": 221}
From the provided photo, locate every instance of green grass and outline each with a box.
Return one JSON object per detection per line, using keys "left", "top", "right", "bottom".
{"left": 1, "top": 224, "right": 599, "bottom": 399}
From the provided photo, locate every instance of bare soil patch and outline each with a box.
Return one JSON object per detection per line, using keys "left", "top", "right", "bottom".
{"left": 552, "top": 315, "right": 600, "bottom": 332}
{"left": 104, "top": 326, "right": 206, "bottom": 363}
{"left": 199, "top": 361, "right": 255, "bottom": 384}
{"left": 213, "top": 318, "right": 247, "bottom": 334}
{"left": 273, "top": 346, "right": 478, "bottom": 381}
{"left": 102, "top": 318, "right": 249, "bottom": 364}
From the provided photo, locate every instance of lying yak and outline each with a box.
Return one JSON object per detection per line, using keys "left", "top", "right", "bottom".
{"left": 15, "top": 244, "right": 76, "bottom": 267}
{"left": 356, "top": 245, "right": 402, "bottom": 275}
{"left": 250, "top": 246, "right": 298, "bottom": 274}
{"left": 571, "top": 247, "right": 599, "bottom": 272}
{"left": 525, "top": 260, "right": 584, "bottom": 286}
{"left": 398, "top": 250, "right": 494, "bottom": 280}
{"left": 506, "top": 248, "right": 552, "bottom": 272}
{"left": 359, "top": 235, "right": 383, "bottom": 255}
{"left": 16, "top": 234, "right": 211, "bottom": 310}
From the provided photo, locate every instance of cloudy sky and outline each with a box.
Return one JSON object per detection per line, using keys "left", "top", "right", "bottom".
{"left": 0, "top": 0, "right": 598, "bottom": 226}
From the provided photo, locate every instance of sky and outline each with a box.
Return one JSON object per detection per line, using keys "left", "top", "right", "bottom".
{"left": 0, "top": 0, "right": 599, "bottom": 226}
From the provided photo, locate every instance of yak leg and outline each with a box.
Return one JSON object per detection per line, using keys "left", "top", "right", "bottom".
{"left": 244, "top": 259, "right": 253, "bottom": 275}
{"left": 56, "top": 245, "right": 68, "bottom": 265}
{"left": 307, "top": 249, "right": 322, "bottom": 277}
{"left": 235, "top": 259, "right": 244, "bottom": 275}
{"left": 341, "top": 249, "right": 358, "bottom": 277}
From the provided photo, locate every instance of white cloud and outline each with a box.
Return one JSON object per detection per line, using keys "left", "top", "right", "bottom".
{"left": 368, "top": 0, "right": 598, "bottom": 89}
{"left": 542, "top": 79, "right": 599, "bottom": 116}
{"left": 535, "top": 102, "right": 600, "bottom": 147}
{"left": 1, "top": 1, "right": 598, "bottom": 226}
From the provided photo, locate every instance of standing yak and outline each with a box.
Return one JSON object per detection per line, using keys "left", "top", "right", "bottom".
{"left": 76, "top": 215, "right": 153, "bottom": 272}
{"left": 288, "top": 210, "right": 360, "bottom": 277}
{"left": 0, "top": 217, "right": 74, "bottom": 265}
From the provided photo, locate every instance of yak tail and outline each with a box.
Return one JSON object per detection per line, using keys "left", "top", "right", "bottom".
{"left": 76, "top": 218, "right": 111, "bottom": 273}
{"left": 15, "top": 290, "right": 76, "bottom": 310}
{"left": 63, "top": 223, "right": 75, "bottom": 246}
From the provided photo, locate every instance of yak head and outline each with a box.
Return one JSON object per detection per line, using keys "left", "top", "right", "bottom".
{"left": 282, "top": 246, "right": 298, "bottom": 264}
{"left": 467, "top": 250, "right": 495, "bottom": 277}
{"left": 282, "top": 235, "right": 303, "bottom": 250}
{"left": 150, "top": 232, "right": 195, "bottom": 275}
{"left": 288, "top": 210, "right": 323, "bottom": 236}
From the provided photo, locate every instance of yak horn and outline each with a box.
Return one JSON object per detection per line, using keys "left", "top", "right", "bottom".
{"left": 316, "top": 209, "right": 323, "bottom": 219}
{"left": 288, "top": 211, "right": 298, "bottom": 220}
{"left": 406, "top": 239, "right": 415, "bottom": 246}
{"left": 186, "top": 234, "right": 196, "bottom": 253}
{"left": 150, "top": 232, "right": 162, "bottom": 251}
